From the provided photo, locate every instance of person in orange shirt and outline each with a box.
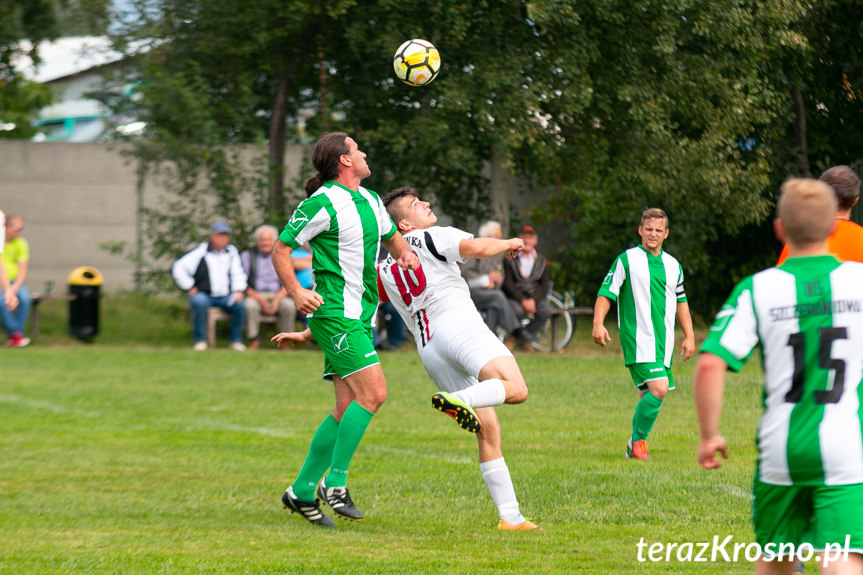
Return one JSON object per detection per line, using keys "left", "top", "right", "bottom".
{"left": 778, "top": 165, "right": 863, "bottom": 264}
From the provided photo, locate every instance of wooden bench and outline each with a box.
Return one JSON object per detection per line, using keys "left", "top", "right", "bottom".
{"left": 206, "top": 307, "right": 277, "bottom": 348}
{"left": 29, "top": 293, "right": 77, "bottom": 339}
{"left": 548, "top": 306, "right": 593, "bottom": 350}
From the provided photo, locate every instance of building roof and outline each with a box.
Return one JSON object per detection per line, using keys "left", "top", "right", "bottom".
{"left": 16, "top": 36, "right": 123, "bottom": 84}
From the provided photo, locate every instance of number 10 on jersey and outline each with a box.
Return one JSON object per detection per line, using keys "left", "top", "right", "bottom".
{"left": 389, "top": 263, "right": 427, "bottom": 305}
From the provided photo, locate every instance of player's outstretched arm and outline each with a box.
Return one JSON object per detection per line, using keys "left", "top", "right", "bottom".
{"left": 592, "top": 296, "right": 612, "bottom": 346}
{"left": 271, "top": 328, "right": 313, "bottom": 349}
{"left": 459, "top": 237, "right": 524, "bottom": 260}
{"left": 694, "top": 352, "right": 730, "bottom": 469}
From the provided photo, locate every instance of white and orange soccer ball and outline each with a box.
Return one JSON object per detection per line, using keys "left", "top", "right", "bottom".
{"left": 393, "top": 39, "right": 441, "bottom": 87}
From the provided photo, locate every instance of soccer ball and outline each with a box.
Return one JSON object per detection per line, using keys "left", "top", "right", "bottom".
{"left": 393, "top": 39, "right": 441, "bottom": 87}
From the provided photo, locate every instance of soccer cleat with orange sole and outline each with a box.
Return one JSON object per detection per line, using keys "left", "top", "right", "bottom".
{"left": 626, "top": 438, "right": 651, "bottom": 460}
{"left": 498, "top": 519, "right": 542, "bottom": 531}
{"left": 431, "top": 391, "right": 481, "bottom": 433}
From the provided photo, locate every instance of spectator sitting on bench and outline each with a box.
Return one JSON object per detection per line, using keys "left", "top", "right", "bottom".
{"left": 0, "top": 210, "right": 19, "bottom": 338}
{"left": 172, "top": 221, "right": 248, "bottom": 351}
{"left": 1, "top": 213, "right": 29, "bottom": 348}
{"left": 503, "top": 225, "right": 552, "bottom": 350}
{"left": 241, "top": 225, "right": 298, "bottom": 350}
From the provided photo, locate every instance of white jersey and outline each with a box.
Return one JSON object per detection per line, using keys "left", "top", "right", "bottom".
{"left": 377, "top": 225, "right": 512, "bottom": 391}
{"left": 377, "top": 226, "right": 481, "bottom": 347}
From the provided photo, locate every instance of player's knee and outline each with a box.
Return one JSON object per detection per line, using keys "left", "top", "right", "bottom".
{"left": 505, "top": 380, "right": 528, "bottom": 404}
{"left": 648, "top": 382, "right": 668, "bottom": 400}
{"left": 367, "top": 389, "right": 387, "bottom": 411}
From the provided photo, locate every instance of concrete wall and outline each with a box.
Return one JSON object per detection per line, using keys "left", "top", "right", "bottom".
{"left": 0, "top": 141, "right": 305, "bottom": 293}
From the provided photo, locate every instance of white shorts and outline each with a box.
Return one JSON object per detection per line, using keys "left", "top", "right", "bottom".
{"left": 420, "top": 312, "right": 513, "bottom": 393}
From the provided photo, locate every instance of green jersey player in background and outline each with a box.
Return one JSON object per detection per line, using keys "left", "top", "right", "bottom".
{"left": 696, "top": 178, "right": 863, "bottom": 575}
{"left": 272, "top": 132, "right": 419, "bottom": 527}
{"left": 592, "top": 208, "right": 695, "bottom": 460}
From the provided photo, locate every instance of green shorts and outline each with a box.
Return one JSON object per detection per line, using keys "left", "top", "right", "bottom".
{"left": 627, "top": 362, "right": 675, "bottom": 391}
{"left": 753, "top": 479, "right": 863, "bottom": 551}
{"left": 308, "top": 316, "right": 379, "bottom": 380}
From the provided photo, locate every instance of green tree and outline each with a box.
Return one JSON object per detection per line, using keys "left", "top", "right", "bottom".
{"left": 318, "top": 0, "right": 805, "bottom": 315}
{"left": 0, "top": 0, "right": 60, "bottom": 138}
{"left": 0, "top": 0, "right": 111, "bottom": 138}
{"left": 110, "top": 0, "right": 840, "bottom": 315}
{"left": 519, "top": 0, "right": 807, "bottom": 314}
{"left": 106, "top": 0, "right": 360, "bottom": 288}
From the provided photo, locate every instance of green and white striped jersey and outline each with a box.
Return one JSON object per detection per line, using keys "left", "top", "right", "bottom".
{"left": 278, "top": 181, "right": 396, "bottom": 324}
{"left": 702, "top": 255, "right": 863, "bottom": 486}
{"left": 598, "top": 245, "right": 687, "bottom": 367}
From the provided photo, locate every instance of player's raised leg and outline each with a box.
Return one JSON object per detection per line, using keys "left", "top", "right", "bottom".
{"left": 433, "top": 354, "right": 528, "bottom": 419}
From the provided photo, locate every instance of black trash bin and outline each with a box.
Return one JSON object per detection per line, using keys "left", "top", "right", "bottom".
{"left": 68, "top": 266, "right": 103, "bottom": 340}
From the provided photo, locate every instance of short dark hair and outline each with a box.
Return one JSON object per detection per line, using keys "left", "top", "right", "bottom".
{"left": 640, "top": 207, "right": 668, "bottom": 227}
{"left": 304, "top": 132, "right": 349, "bottom": 197}
{"left": 819, "top": 165, "right": 860, "bottom": 211}
{"left": 382, "top": 186, "right": 419, "bottom": 224}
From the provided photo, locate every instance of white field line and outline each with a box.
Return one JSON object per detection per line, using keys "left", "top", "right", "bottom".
{"left": 0, "top": 394, "right": 471, "bottom": 461}
{"left": 0, "top": 393, "right": 101, "bottom": 418}
{"left": 369, "top": 444, "right": 474, "bottom": 465}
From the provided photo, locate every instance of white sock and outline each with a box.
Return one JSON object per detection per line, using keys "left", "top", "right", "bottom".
{"left": 480, "top": 457, "right": 525, "bottom": 524}
{"left": 454, "top": 378, "right": 506, "bottom": 408}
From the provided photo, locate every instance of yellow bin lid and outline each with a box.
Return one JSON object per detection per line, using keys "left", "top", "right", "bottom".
{"left": 68, "top": 266, "right": 104, "bottom": 286}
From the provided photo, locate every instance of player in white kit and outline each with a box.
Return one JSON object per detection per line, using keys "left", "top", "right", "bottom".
{"left": 379, "top": 186, "right": 539, "bottom": 531}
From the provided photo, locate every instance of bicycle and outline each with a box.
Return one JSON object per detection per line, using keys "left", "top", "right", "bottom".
{"left": 523, "top": 290, "right": 574, "bottom": 352}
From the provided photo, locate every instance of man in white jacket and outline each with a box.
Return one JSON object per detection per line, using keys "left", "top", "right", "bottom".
{"left": 172, "top": 221, "right": 248, "bottom": 350}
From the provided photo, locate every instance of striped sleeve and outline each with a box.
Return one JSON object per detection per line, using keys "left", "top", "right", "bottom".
{"left": 699, "top": 276, "right": 759, "bottom": 372}
{"left": 597, "top": 254, "right": 626, "bottom": 301}
{"left": 675, "top": 262, "right": 687, "bottom": 302}
{"left": 279, "top": 196, "right": 331, "bottom": 248}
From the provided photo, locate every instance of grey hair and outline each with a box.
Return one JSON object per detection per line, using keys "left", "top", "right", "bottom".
{"left": 478, "top": 220, "right": 501, "bottom": 238}
{"left": 253, "top": 224, "right": 280, "bottom": 242}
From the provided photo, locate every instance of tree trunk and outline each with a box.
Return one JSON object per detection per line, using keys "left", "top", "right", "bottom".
{"left": 268, "top": 63, "right": 290, "bottom": 215}
{"left": 792, "top": 85, "right": 810, "bottom": 177}
{"left": 134, "top": 160, "right": 147, "bottom": 292}
{"left": 318, "top": 41, "right": 328, "bottom": 132}
{"left": 267, "top": 26, "right": 318, "bottom": 215}
{"left": 489, "top": 140, "right": 510, "bottom": 233}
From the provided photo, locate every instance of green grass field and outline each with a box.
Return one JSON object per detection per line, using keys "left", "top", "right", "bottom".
{"left": 1, "top": 296, "right": 772, "bottom": 574}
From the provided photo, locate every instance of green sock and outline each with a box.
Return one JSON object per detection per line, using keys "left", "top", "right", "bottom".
{"left": 325, "top": 401, "right": 374, "bottom": 488}
{"left": 292, "top": 414, "right": 339, "bottom": 500}
{"left": 632, "top": 392, "right": 664, "bottom": 442}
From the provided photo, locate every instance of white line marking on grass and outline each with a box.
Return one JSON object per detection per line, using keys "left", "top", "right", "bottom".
{"left": 187, "top": 419, "right": 296, "bottom": 438}
{"left": 0, "top": 395, "right": 293, "bottom": 439}
{"left": 0, "top": 394, "right": 101, "bottom": 418}
{"left": 370, "top": 445, "right": 473, "bottom": 465}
